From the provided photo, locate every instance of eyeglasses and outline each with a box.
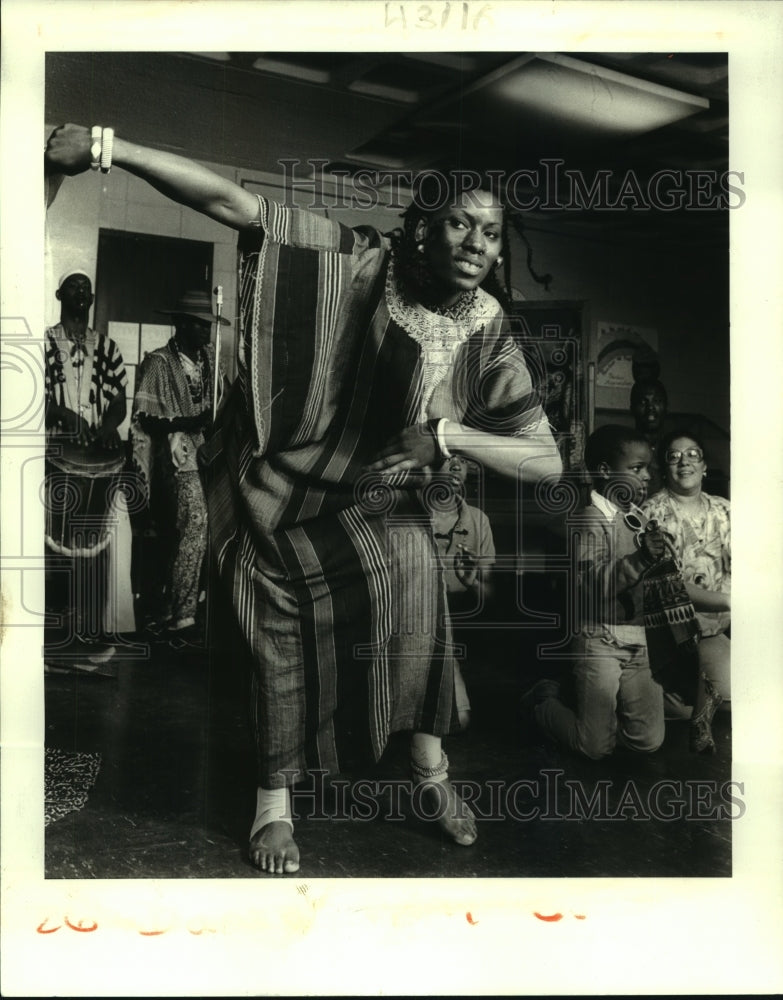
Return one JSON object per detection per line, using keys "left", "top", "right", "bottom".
{"left": 664, "top": 447, "right": 703, "bottom": 465}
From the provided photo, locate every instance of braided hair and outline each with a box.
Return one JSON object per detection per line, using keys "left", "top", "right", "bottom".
{"left": 388, "top": 170, "right": 552, "bottom": 310}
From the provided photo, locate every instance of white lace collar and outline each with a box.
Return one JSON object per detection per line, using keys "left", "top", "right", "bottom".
{"left": 384, "top": 258, "right": 500, "bottom": 350}
{"left": 384, "top": 259, "right": 501, "bottom": 421}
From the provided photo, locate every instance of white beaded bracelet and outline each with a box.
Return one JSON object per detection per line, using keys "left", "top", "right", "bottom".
{"left": 100, "top": 127, "right": 114, "bottom": 174}
{"left": 436, "top": 417, "right": 452, "bottom": 460}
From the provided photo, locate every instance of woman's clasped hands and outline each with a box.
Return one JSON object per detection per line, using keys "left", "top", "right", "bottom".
{"left": 366, "top": 421, "right": 442, "bottom": 475}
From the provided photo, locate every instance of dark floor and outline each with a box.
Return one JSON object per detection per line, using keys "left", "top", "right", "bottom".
{"left": 45, "top": 591, "right": 733, "bottom": 880}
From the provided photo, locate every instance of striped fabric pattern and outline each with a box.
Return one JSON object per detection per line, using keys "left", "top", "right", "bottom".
{"left": 207, "top": 198, "right": 546, "bottom": 787}
{"left": 45, "top": 325, "right": 127, "bottom": 429}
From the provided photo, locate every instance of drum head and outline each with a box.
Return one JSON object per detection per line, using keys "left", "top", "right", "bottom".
{"left": 46, "top": 439, "right": 125, "bottom": 477}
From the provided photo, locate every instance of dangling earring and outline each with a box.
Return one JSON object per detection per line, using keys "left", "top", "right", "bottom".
{"left": 494, "top": 256, "right": 504, "bottom": 269}
{"left": 417, "top": 243, "right": 425, "bottom": 254}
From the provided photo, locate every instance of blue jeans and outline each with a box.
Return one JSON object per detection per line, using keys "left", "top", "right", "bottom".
{"left": 536, "top": 632, "right": 665, "bottom": 760}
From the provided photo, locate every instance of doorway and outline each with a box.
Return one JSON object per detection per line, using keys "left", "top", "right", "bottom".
{"left": 95, "top": 229, "right": 213, "bottom": 329}
{"left": 94, "top": 229, "right": 214, "bottom": 440}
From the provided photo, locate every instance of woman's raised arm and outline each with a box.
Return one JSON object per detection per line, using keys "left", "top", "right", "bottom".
{"left": 45, "top": 124, "right": 260, "bottom": 231}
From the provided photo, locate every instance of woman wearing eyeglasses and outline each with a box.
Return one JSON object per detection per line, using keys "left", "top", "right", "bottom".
{"left": 642, "top": 431, "right": 731, "bottom": 722}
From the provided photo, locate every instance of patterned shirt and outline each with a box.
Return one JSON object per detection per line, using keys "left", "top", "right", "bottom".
{"left": 642, "top": 488, "right": 731, "bottom": 637}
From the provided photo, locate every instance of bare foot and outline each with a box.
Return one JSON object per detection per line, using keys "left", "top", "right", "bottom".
{"left": 249, "top": 821, "right": 300, "bottom": 874}
{"left": 414, "top": 778, "right": 477, "bottom": 846}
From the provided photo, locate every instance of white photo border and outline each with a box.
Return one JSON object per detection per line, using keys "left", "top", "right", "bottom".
{"left": 2, "top": 1, "right": 782, "bottom": 995}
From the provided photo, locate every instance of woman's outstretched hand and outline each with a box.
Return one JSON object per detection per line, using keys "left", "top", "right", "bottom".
{"left": 366, "top": 423, "right": 440, "bottom": 474}
{"left": 45, "top": 124, "right": 91, "bottom": 176}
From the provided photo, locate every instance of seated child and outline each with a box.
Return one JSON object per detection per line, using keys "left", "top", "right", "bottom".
{"left": 522, "top": 425, "right": 667, "bottom": 759}
{"left": 428, "top": 456, "right": 495, "bottom": 730}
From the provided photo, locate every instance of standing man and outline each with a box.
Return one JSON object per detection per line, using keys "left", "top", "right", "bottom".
{"left": 131, "top": 290, "right": 228, "bottom": 642}
{"left": 44, "top": 268, "right": 134, "bottom": 658}
{"left": 629, "top": 378, "right": 669, "bottom": 494}
{"left": 45, "top": 269, "right": 127, "bottom": 447}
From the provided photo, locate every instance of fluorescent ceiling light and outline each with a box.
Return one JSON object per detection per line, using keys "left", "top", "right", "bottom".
{"left": 347, "top": 79, "right": 419, "bottom": 103}
{"left": 491, "top": 53, "right": 709, "bottom": 135}
{"left": 401, "top": 53, "right": 478, "bottom": 72}
{"left": 251, "top": 56, "right": 331, "bottom": 84}
{"left": 192, "top": 52, "right": 232, "bottom": 62}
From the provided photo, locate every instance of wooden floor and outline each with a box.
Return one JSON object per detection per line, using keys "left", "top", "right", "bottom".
{"left": 45, "top": 596, "right": 732, "bottom": 881}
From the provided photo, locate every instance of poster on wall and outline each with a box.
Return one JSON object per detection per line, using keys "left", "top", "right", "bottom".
{"left": 595, "top": 320, "right": 659, "bottom": 411}
{"left": 1, "top": 2, "right": 782, "bottom": 998}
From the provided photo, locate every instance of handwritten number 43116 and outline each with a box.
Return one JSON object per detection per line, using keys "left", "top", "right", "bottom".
{"left": 385, "top": 2, "right": 494, "bottom": 29}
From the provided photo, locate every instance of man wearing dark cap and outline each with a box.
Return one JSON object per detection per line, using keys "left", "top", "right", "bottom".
{"left": 44, "top": 267, "right": 134, "bottom": 659}
{"left": 45, "top": 268, "right": 127, "bottom": 446}
{"left": 131, "top": 290, "right": 229, "bottom": 640}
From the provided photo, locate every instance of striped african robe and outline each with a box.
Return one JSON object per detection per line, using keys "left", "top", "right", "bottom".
{"left": 131, "top": 339, "right": 217, "bottom": 502}
{"left": 45, "top": 324, "right": 127, "bottom": 430}
{"left": 206, "top": 197, "right": 547, "bottom": 787}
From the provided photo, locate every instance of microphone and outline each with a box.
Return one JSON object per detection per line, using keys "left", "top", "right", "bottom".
{"left": 212, "top": 286, "right": 224, "bottom": 420}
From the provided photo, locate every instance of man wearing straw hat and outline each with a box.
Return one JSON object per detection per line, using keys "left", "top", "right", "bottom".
{"left": 131, "top": 290, "right": 229, "bottom": 642}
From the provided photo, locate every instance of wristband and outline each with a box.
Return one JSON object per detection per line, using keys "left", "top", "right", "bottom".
{"left": 100, "top": 127, "right": 114, "bottom": 174}
{"left": 436, "top": 417, "right": 452, "bottom": 459}
{"left": 426, "top": 418, "right": 450, "bottom": 463}
{"left": 90, "top": 126, "right": 102, "bottom": 171}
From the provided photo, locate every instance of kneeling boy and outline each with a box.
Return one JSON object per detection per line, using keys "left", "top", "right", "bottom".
{"left": 524, "top": 425, "right": 667, "bottom": 759}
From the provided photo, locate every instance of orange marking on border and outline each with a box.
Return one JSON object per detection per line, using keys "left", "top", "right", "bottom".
{"left": 466, "top": 911, "right": 478, "bottom": 925}
{"left": 533, "top": 911, "right": 563, "bottom": 922}
{"left": 574, "top": 913, "right": 587, "bottom": 920}
{"left": 36, "top": 918, "right": 61, "bottom": 934}
{"left": 64, "top": 916, "right": 98, "bottom": 932}
{"left": 138, "top": 929, "right": 168, "bottom": 936}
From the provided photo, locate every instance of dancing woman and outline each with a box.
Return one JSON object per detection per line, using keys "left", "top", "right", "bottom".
{"left": 46, "top": 125, "right": 562, "bottom": 872}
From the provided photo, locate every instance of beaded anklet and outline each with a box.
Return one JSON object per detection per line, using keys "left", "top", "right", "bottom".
{"left": 410, "top": 750, "right": 450, "bottom": 782}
